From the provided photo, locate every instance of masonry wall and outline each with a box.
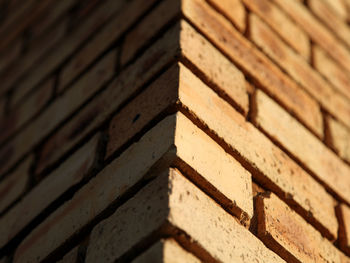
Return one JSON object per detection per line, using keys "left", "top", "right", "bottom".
{"left": 0, "top": 0, "right": 350, "bottom": 262}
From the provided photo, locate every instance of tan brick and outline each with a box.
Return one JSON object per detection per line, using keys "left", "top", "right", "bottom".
{"left": 0, "top": 49, "right": 115, "bottom": 177}
{"left": 182, "top": 0, "right": 323, "bottom": 137}
{"left": 132, "top": 239, "right": 201, "bottom": 263}
{"left": 323, "top": 0, "right": 348, "bottom": 20}
{"left": 180, "top": 21, "right": 249, "bottom": 115}
{"left": 314, "top": 46, "right": 350, "bottom": 101}
{"left": 257, "top": 193, "right": 343, "bottom": 262}
{"left": 57, "top": 246, "right": 79, "bottom": 263}
{"left": 273, "top": 0, "right": 350, "bottom": 74}
{"left": 337, "top": 204, "right": 350, "bottom": 253}
{"left": 0, "top": 77, "right": 53, "bottom": 144}
{"left": 206, "top": 0, "right": 246, "bottom": 32}
{"left": 176, "top": 63, "right": 337, "bottom": 239}
{"left": 243, "top": 0, "right": 310, "bottom": 60}
{"left": 58, "top": 0, "right": 158, "bottom": 92}
{"left": 341, "top": 252, "right": 350, "bottom": 263}
{"left": 0, "top": 155, "right": 32, "bottom": 214}
{"left": 34, "top": 22, "right": 181, "bottom": 176}
{"left": 309, "top": 0, "right": 350, "bottom": 48}
{"left": 14, "top": 112, "right": 253, "bottom": 262}
{"left": 120, "top": 0, "right": 180, "bottom": 66}
{"left": 250, "top": 13, "right": 350, "bottom": 128}
{"left": 254, "top": 89, "right": 350, "bottom": 206}
{"left": 0, "top": 134, "right": 100, "bottom": 250}
{"left": 85, "top": 168, "right": 284, "bottom": 263}
{"left": 328, "top": 117, "right": 350, "bottom": 163}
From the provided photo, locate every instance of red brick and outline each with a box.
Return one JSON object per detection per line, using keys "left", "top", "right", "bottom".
{"left": 0, "top": 134, "right": 101, "bottom": 250}
{"left": 0, "top": 49, "right": 115, "bottom": 177}
{"left": 257, "top": 193, "right": 344, "bottom": 262}
{"left": 327, "top": 117, "right": 350, "bottom": 163}
{"left": 206, "top": 0, "right": 246, "bottom": 32}
{"left": 313, "top": 46, "right": 350, "bottom": 101}
{"left": 0, "top": 155, "right": 32, "bottom": 214}
{"left": 308, "top": 0, "right": 350, "bottom": 48}
{"left": 249, "top": 13, "right": 350, "bottom": 129}
{"left": 132, "top": 239, "right": 201, "bottom": 263}
{"left": 176, "top": 63, "right": 337, "bottom": 239}
{"left": 180, "top": 21, "right": 249, "bottom": 115}
{"left": 273, "top": 0, "right": 350, "bottom": 74}
{"left": 254, "top": 89, "right": 350, "bottom": 206}
{"left": 182, "top": 0, "right": 323, "bottom": 137}
{"left": 337, "top": 204, "right": 350, "bottom": 254}
{"left": 120, "top": 0, "right": 180, "bottom": 66}
{"left": 34, "top": 22, "right": 181, "bottom": 176}
{"left": 243, "top": 0, "right": 310, "bottom": 60}
{"left": 85, "top": 168, "right": 283, "bottom": 263}
{"left": 14, "top": 112, "right": 253, "bottom": 262}
{"left": 0, "top": 77, "right": 53, "bottom": 144}
{"left": 58, "top": 0, "right": 158, "bottom": 93}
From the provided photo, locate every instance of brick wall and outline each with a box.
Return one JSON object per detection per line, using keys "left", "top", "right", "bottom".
{"left": 0, "top": 0, "right": 349, "bottom": 262}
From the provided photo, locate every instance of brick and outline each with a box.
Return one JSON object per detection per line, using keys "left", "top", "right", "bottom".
{"left": 57, "top": 246, "right": 79, "bottom": 263}
{"left": 206, "top": 0, "right": 246, "bottom": 32}
{"left": 254, "top": 89, "right": 350, "bottom": 206}
{"left": 257, "top": 193, "right": 343, "bottom": 262}
{"left": 175, "top": 63, "right": 337, "bottom": 239}
{"left": 58, "top": 0, "right": 158, "bottom": 93}
{"left": 0, "top": 155, "right": 32, "bottom": 214}
{"left": 243, "top": 0, "right": 310, "bottom": 60}
{"left": 14, "top": 112, "right": 253, "bottom": 262}
{"left": 308, "top": 0, "right": 350, "bottom": 48}
{"left": 120, "top": 0, "right": 180, "bottom": 66}
{"left": 273, "top": 0, "right": 350, "bottom": 74}
{"left": 132, "top": 239, "right": 201, "bottom": 263}
{"left": 180, "top": 21, "right": 249, "bottom": 115}
{"left": 0, "top": 49, "right": 115, "bottom": 177}
{"left": 322, "top": 0, "right": 348, "bottom": 20}
{"left": 328, "top": 117, "right": 350, "bottom": 163}
{"left": 341, "top": 252, "right": 350, "bottom": 263}
{"left": 249, "top": 13, "right": 350, "bottom": 128}
{"left": 337, "top": 204, "right": 350, "bottom": 253}
{"left": 0, "top": 134, "right": 100, "bottom": 250}
{"left": 85, "top": 168, "right": 284, "bottom": 263}
{"left": 0, "top": 77, "right": 53, "bottom": 144}
{"left": 34, "top": 22, "right": 181, "bottom": 176}
{"left": 313, "top": 46, "right": 350, "bottom": 101}
{"left": 182, "top": 0, "right": 323, "bottom": 137}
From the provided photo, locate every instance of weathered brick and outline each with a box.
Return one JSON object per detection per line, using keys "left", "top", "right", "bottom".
{"left": 313, "top": 46, "right": 350, "bottom": 101}
{"left": 85, "top": 168, "right": 284, "bottom": 263}
{"left": 243, "top": 0, "right": 310, "bottom": 60}
{"left": 206, "top": 0, "right": 246, "bottom": 32}
{"left": 14, "top": 112, "right": 253, "bottom": 262}
{"left": 57, "top": 246, "right": 79, "bottom": 263}
{"left": 0, "top": 49, "right": 115, "bottom": 177}
{"left": 337, "top": 204, "right": 350, "bottom": 254}
{"left": 0, "top": 155, "right": 32, "bottom": 214}
{"left": 327, "top": 117, "right": 350, "bottom": 163}
{"left": 34, "top": 22, "right": 181, "bottom": 176}
{"left": 180, "top": 21, "right": 249, "bottom": 115}
{"left": 0, "top": 77, "right": 53, "bottom": 144}
{"left": 257, "top": 193, "right": 343, "bottom": 262}
{"left": 309, "top": 0, "right": 350, "bottom": 48}
{"left": 254, "top": 89, "right": 350, "bottom": 206}
{"left": 120, "top": 0, "right": 180, "bottom": 66}
{"left": 176, "top": 63, "right": 337, "bottom": 239}
{"left": 273, "top": 0, "right": 350, "bottom": 74}
{"left": 132, "top": 239, "right": 201, "bottom": 263}
{"left": 58, "top": 0, "right": 158, "bottom": 93}
{"left": 250, "top": 13, "right": 350, "bottom": 128}
{"left": 182, "top": 0, "right": 323, "bottom": 137}
{"left": 0, "top": 134, "right": 101, "bottom": 250}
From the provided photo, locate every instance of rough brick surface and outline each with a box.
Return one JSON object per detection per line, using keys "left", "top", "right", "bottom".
{"left": 132, "top": 239, "right": 201, "bottom": 263}
{"left": 328, "top": 117, "right": 350, "bottom": 163}
{"left": 337, "top": 204, "right": 350, "bottom": 253}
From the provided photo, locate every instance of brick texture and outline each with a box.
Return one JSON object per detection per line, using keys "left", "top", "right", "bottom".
{"left": 0, "top": 0, "right": 349, "bottom": 261}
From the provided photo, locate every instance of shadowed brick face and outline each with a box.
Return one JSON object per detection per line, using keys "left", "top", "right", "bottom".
{"left": 0, "top": 0, "right": 349, "bottom": 262}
